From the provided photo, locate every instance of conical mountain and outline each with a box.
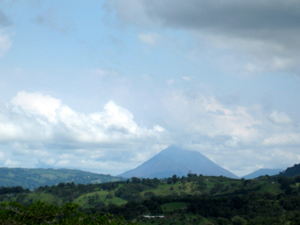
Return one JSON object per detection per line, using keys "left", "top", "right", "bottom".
{"left": 119, "top": 145, "right": 238, "bottom": 179}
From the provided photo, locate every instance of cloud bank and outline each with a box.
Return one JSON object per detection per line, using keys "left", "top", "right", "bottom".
{"left": 0, "top": 91, "right": 299, "bottom": 176}
{"left": 0, "top": 92, "right": 166, "bottom": 174}
{"left": 108, "top": 0, "right": 300, "bottom": 73}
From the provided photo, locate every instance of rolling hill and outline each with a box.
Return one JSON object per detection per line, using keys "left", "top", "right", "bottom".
{"left": 0, "top": 168, "right": 124, "bottom": 189}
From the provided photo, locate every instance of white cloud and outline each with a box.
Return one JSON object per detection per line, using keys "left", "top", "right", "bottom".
{"left": 11, "top": 91, "right": 61, "bottom": 123}
{"left": 263, "top": 133, "right": 300, "bottom": 146}
{"left": 0, "top": 92, "right": 169, "bottom": 174}
{"left": 1, "top": 92, "right": 166, "bottom": 146}
{"left": 90, "top": 100, "right": 138, "bottom": 133}
{"left": 269, "top": 110, "right": 293, "bottom": 125}
{"left": 153, "top": 125, "right": 165, "bottom": 133}
{"left": 163, "top": 92, "right": 260, "bottom": 143}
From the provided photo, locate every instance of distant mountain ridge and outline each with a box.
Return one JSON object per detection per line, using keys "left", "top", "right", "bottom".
{"left": 242, "top": 168, "right": 284, "bottom": 179}
{"left": 119, "top": 145, "right": 238, "bottom": 179}
{"left": 0, "top": 168, "right": 124, "bottom": 189}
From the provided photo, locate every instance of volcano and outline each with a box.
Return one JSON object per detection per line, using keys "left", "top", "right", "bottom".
{"left": 119, "top": 145, "right": 238, "bottom": 179}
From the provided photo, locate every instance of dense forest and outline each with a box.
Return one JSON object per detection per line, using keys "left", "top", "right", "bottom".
{"left": 1, "top": 172, "right": 300, "bottom": 224}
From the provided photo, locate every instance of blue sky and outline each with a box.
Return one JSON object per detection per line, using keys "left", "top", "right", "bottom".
{"left": 0, "top": 0, "right": 300, "bottom": 177}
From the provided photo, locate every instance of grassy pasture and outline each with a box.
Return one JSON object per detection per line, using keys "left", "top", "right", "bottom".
{"left": 74, "top": 190, "right": 127, "bottom": 208}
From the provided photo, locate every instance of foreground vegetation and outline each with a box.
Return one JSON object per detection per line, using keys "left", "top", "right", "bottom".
{"left": 2, "top": 171, "right": 300, "bottom": 224}
{"left": 0, "top": 201, "right": 132, "bottom": 224}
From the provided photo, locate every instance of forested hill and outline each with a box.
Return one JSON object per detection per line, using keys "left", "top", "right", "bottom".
{"left": 2, "top": 173, "right": 300, "bottom": 224}
{"left": 280, "top": 163, "right": 300, "bottom": 177}
{"left": 0, "top": 168, "right": 124, "bottom": 189}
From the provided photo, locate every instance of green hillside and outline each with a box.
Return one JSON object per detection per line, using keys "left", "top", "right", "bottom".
{"left": 280, "top": 163, "right": 300, "bottom": 177}
{"left": 2, "top": 173, "right": 300, "bottom": 224}
{"left": 0, "top": 168, "right": 124, "bottom": 189}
